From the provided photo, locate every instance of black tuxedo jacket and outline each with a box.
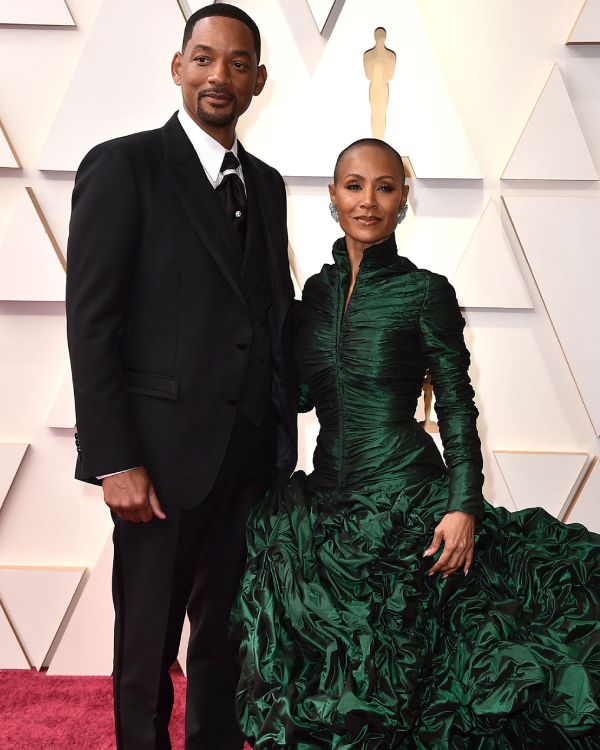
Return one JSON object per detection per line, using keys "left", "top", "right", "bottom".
{"left": 66, "top": 114, "right": 298, "bottom": 508}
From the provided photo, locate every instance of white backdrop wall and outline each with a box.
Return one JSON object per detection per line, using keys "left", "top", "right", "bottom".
{"left": 0, "top": 0, "right": 598, "bottom": 672}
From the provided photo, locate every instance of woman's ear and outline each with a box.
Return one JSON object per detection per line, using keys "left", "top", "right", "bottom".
{"left": 328, "top": 183, "right": 336, "bottom": 204}
{"left": 400, "top": 183, "right": 410, "bottom": 209}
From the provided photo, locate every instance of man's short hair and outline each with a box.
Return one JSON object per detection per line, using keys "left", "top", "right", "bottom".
{"left": 182, "top": 4, "right": 261, "bottom": 61}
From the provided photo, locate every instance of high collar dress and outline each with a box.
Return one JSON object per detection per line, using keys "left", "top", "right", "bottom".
{"left": 231, "top": 234, "right": 600, "bottom": 750}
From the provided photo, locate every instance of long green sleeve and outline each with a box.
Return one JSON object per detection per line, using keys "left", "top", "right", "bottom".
{"left": 419, "top": 273, "right": 485, "bottom": 518}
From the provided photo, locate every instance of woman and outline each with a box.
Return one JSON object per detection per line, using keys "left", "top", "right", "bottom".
{"left": 231, "top": 139, "right": 600, "bottom": 749}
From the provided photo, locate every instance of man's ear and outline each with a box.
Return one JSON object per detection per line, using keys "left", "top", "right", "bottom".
{"left": 254, "top": 64, "right": 268, "bottom": 96}
{"left": 171, "top": 52, "right": 182, "bottom": 86}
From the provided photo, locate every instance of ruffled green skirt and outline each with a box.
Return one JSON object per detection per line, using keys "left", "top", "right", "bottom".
{"left": 231, "top": 471, "right": 600, "bottom": 749}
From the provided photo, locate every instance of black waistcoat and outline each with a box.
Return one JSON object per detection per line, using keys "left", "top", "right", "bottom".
{"left": 236, "top": 175, "right": 273, "bottom": 427}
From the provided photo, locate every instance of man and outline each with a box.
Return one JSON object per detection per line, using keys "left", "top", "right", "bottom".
{"left": 66, "top": 5, "right": 298, "bottom": 749}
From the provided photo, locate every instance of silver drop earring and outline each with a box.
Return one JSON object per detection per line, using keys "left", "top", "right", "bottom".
{"left": 329, "top": 202, "right": 340, "bottom": 223}
{"left": 398, "top": 204, "right": 408, "bottom": 224}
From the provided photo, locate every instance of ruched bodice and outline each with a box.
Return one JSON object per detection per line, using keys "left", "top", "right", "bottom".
{"left": 297, "top": 234, "right": 484, "bottom": 517}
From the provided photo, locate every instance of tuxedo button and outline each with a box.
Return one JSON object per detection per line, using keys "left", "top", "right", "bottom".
{"left": 237, "top": 342, "right": 247, "bottom": 350}
{"left": 227, "top": 398, "right": 238, "bottom": 406}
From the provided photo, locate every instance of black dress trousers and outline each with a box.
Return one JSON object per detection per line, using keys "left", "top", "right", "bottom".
{"left": 112, "top": 408, "right": 276, "bottom": 750}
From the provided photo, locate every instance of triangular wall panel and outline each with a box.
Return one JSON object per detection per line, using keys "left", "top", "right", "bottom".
{"left": 494, "top": 451, "right": 589, "bottom": 519}
{"left": 503, "top": 65, "right": 598, "bottom": 180}
{"left": 230, "top": 0, "right": 481, "bottom": 178}
{"left": 565, "top": 459, "right": 600, "bottom": 533}
{"left": 0, "top": 567, "right": 85, "bottom": 669}
{"left": 0, "top": 119, "right": 20, "bottom": 168}
{"left": 177, "top": 0, "right": 217, "bottom": 20}
{"left": 288, "top": 243, "right": 306, "bottom": 293}
{"left": 178, "top": 615, "right": 190, "bottom": 676}
{"left": 37, "top": 0, "right": 183, "bottom": 171}
{"left": 0, "top": 604, "right": 29, "bottom": 669}
{"left": 0, "top": 0, "right": 74, "bottom": 26}
{"left": 176, "top": 0, "right": 192, "bottom": 19}
{"left": 48, "top": 536, "right": 113, "bottom": 675}
{"left": 504, "top": 196, "right": 600, "bottom": 435}
{"left": 0, "top": 188, "right": 65, "bottom": 301}
{"left": 306, "top": 0, "right": 337, "bottom": 31}
{"left": 0, "top": 443, "right": 28, "bottom": 512}
{"left": 451, "top": 199, "right": 533, "bottom": 309}
{"left": 46, "top": 371, "right": 75, "bottom": 429}
{"left": 568, "top": 0, "right": 600, "bottom": 44}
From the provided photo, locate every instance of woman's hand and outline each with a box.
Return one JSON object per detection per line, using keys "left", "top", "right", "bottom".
{"left": 423, "top": 511, "right": 475, "bottom": 578}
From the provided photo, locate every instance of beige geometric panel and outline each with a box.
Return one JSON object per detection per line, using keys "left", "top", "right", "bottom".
{"left": 568, "top": 0, "right": 600, "bottom": 44}
{"left": 288, "top": 243, "right": 305, "bottom": 296}
{"left": 177, "top": 614, "right": 190, "bottom": 676}
{"left": 0, "top": 443, "right": 28, "bottom": 512}
{"left": 176, "top": 0, "right": 192, "bottom": 18}
{"left": 47, "top": 535, "right": 113, "bottom": 675}
{"left": 232, "top": 0, "right": 482, "bottom": 178}
{"left": 502, "top": 65, "right": 598, "bottom": 180}
{"left": 564, "top": 458, "right": 600, "bottom": 533}
{"left": 503, "top": 196, "right": 600, "bottom": 435}
{"left": 286, "top": 192, "right": 342, "bottom": 283}
{"left": 37, "top": 0, "right": 182, "bottom": 171}
{"left": 0, "top": 567, "right": 85, "bottom": 669}
{"left": 177, "top": 0, "right": 217, "bottom": 20}
{"left": 46, "top": 370, "right": 75, "bottom": 429}
{"left": 0, "top": 188, "right": 65, "bottom": 301}
{"left": 451, "top": 199, "right": 532, "bottom": 310}
{"left": 0, "top": 0, "right": 74, "bottom": 26}
{"left": 430, "top": 432, "right": 444, "bottom": 457}
{"left": 0, "top": 119, "right": 20, "bottom": 168}
{"left": 494, "top": 451, "right": 589, "bottom": 520}
{"left": 306, "top": 0, "right": 337, "bottom": 31}
{"left": 298, "top": 411, "right": 319, "bottom": 473}
{"left": 0, "top": 602, "right": 29, "bottom": 669}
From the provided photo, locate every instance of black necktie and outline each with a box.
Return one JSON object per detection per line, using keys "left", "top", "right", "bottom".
{"left": 215, "top": 151, "right": 247, "bottom": 248}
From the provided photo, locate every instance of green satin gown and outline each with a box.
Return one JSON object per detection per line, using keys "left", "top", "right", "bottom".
{"left": 231, "top": 234, "right": 600, "bottom": 749}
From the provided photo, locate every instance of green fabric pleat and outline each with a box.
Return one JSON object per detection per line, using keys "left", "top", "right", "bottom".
{"left": 231, "top": 234, "right": 600, "bottom": 749}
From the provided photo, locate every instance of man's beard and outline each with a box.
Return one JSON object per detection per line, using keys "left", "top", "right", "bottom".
{"left": 196, "top": 88, "right": 237, "bottom": 127}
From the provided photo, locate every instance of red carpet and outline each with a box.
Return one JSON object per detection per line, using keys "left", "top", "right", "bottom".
{"left": 0, "top": 668, "right": 251, "bottom": 749}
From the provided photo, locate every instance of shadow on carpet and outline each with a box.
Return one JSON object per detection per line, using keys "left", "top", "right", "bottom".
{"left": 0, "top": 669, "right": 252, "bottom": 749}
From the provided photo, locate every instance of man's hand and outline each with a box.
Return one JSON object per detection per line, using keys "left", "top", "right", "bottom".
{"left": 102, "top": 467, "right": 166, "bottom": 523}
{"left": 423, "top": 511, "right": 475, "bottom": 578}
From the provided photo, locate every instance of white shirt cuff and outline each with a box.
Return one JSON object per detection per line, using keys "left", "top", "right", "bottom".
{"left": 97, "top": 467, "right": 140, "bottom": 480}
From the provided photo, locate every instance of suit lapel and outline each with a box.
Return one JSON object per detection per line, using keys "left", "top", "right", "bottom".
{"left": 159, "top": 114, "right": 246, "bottom": 306}
{"left": 239, "top": 145, "right": 291, "bottom": 334}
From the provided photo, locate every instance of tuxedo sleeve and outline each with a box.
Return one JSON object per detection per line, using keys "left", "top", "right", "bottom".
{"left": 66, "top": 142, "right": 144, "bottom": 482}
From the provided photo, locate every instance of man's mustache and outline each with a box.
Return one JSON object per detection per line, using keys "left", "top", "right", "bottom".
{"left": 197, "top": 87, "right": 235, "bottom": 102}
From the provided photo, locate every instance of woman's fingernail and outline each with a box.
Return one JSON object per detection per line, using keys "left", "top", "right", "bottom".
{"left": 423, "top": 549, "right": 430, "bottom": 557}
{"left": 465, "top": 569, "right": 469, "bottom": 576}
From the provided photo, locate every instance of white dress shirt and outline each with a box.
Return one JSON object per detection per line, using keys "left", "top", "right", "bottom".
{"left": 177, "top": 107, "right": 245, "bottom": 191}
{"left": 97, "top": 109, "right": 244, "bottom": 482}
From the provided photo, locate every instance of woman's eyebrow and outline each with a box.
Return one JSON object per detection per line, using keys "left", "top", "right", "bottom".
{"left": 344, "top": 173, "right": 397, "bottom": 180}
